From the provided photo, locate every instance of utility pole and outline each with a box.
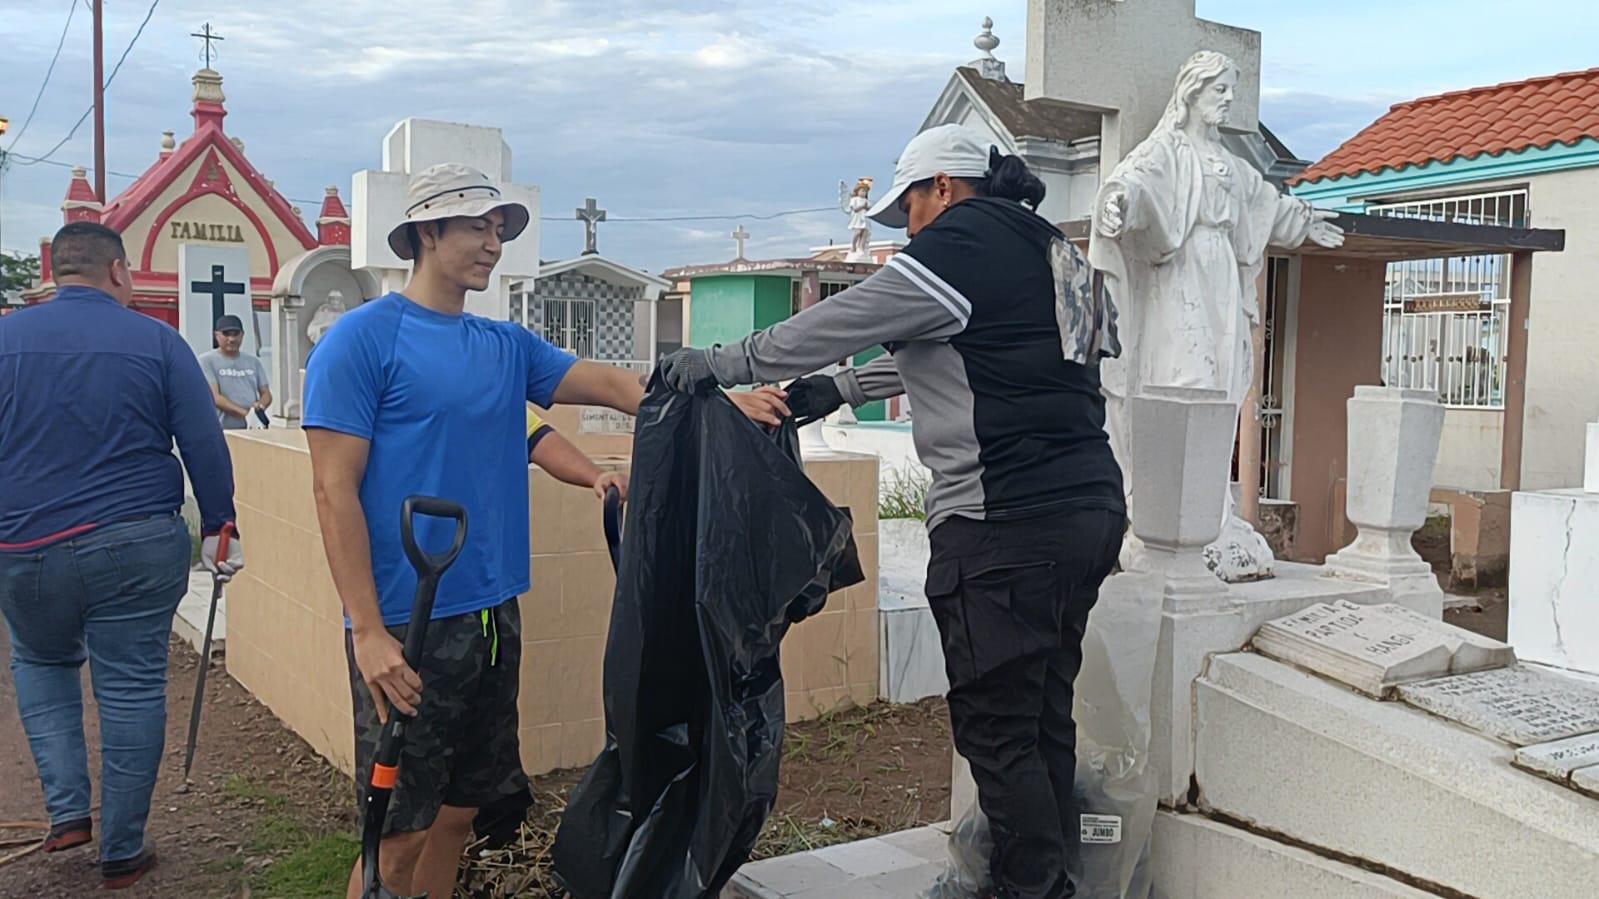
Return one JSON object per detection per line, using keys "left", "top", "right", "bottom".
{"left": 92, "top": 0, "right": 106, "bottom": 203}
{"left": 1, "top": 117, "right": 10, "bottom": 257}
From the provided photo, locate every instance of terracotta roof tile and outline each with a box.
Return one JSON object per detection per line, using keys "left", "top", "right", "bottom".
{"left": 1293, "top": 67, "right": 1599, "bottom": 185}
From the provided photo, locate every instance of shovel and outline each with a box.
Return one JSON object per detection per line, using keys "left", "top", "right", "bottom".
{"left": 360, "top": 496, "right": 469, "bottom": 899}
{"left": 181, "top": 520, "right": 237, "bottom": 783}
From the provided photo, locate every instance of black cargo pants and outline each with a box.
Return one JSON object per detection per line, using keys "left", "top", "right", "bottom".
{"left": 926, "top": 506, "right": 1124, "bottom": 899}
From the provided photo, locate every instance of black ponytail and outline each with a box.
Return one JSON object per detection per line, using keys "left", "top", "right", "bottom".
{"left": 964, "top": 146, "right": 1047, "bottom": 210}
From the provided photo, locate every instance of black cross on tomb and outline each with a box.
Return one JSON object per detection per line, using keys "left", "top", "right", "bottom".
{"left": 192, "top": 264, "right": 245, "bottom": 344}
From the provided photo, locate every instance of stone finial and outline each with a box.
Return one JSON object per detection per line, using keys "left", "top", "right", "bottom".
{"left": 191, "top": 68, "right": 227, "bottom": 130}
{"left": 971, "top": 17, "right": 1007, "bottom": 81}
{"left": 160, "top": 131, "right": 176, "bottom": 154}
{"left": 975, "top": 16, "right": 999, "bottom": 56}
{"left": 231, "top": 137, "right": 246, "bottom": 153}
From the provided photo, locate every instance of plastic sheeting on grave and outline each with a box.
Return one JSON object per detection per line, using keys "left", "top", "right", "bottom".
{"left": 552, "top": 382, "right": 864, "bottom": 899}
{"left": 925, "top": 572, "right": 1164, "bottom": 899}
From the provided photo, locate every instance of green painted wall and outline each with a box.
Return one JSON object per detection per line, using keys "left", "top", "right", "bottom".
{"left": 852, "top": 345, "right": 886, "bottom": 422}
{"left": 752, "top": 277, "right": 793, "bottom": 331}
{"left": 687, "top": 275, "right": 795, "bottom": 347}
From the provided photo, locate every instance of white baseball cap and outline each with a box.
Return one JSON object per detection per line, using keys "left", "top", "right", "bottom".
{"left": 867, "top": 125, "right": 994, "bottom": 230}
{"left": 386, "top": 163, "right": 530, "bottom": 261}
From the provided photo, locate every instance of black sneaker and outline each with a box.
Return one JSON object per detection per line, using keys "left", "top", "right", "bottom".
{"left": 101, "top": 848, "right": 157, "bottom": 890}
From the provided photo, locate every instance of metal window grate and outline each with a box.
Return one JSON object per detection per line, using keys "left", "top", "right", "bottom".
{"left": 541, "top": 297, "right": 597, "bottom": 358}
{"left": 1367, "top": 188, "right": 1528, "bottom": 409}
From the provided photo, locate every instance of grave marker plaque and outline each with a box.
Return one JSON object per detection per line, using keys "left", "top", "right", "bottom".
{"left": 1513, "top": 732, "right": 1599, "bottom": 786}
{"left": 1397, "top": 667, "right": 1599, "bottom": 746}
{"left": 1253, "top": 602, "right": 1452, "bottom": 696}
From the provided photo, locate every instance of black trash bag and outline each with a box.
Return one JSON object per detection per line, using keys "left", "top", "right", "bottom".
{"left": 552, "top": 382, "right": 864, "bottom": 899}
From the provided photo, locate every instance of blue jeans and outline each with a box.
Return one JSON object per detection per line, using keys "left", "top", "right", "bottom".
{"left": 0, "top": 515, "right": 190, "bottom": 864}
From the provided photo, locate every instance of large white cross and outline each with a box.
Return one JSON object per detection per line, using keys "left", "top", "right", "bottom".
{"left": 1024, "top": 0, "right": 1261, "bottom": 177}
{"left": 731, "top": 225, "right": 750, "bottom": 260}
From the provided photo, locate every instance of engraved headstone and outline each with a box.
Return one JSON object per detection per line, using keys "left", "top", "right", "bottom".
{"left": 1512, "top": 732, "right": 1599, "bottom": 786}
{"left": 1381, "top": 603, "right": 1518, "bottom": 672}
{"left": 1251, "top": 601, "right": 1511, "bottom": 697}
{"left": 1397, "top": 667, "right": 1599, "bottom": 746}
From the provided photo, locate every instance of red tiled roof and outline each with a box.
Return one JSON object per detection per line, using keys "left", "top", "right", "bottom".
{"left": 1293, "top": 67, "right": 1599, "bottom": 185}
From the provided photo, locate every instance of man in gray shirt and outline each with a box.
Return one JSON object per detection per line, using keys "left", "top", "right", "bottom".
{"left": 197, "top": 314, "right": 271, "bottom": 430}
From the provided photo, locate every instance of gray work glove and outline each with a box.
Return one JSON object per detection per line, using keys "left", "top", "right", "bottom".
{"left": 201, "top": 533, "right": 245, "bottom": 582}
{"left": 658, "top": 347, "right": 721, "bottom": 394}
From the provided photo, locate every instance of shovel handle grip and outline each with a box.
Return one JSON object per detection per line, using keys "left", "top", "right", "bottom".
{"left": 399, "top": 497, "right": 468, "bottom": 582}
{"left": 216, "top": 521, "right": 236, "bottom": 564}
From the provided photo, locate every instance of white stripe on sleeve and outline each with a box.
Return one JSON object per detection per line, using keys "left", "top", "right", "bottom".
{"left": 888, "top": 253, "right": 973, "bottom": 325}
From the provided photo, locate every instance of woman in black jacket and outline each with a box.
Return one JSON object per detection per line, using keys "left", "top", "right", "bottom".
{"left": 660, "top": 124, "right": 1125, "bottom": 899}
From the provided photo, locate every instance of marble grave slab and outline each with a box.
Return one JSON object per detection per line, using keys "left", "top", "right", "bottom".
{"left": 1572, "top": 765, "right": 1599, "bottom": 798}
{"left": 1512, "top": 732, "right": 1599, "bottom": 787}
{"left": 1397, "top": 667, "right": 1599, "bottom": 746}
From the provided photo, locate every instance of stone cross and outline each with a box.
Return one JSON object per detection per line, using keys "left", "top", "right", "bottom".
{"left": 1024, "top": 0, "right": 1261, "bottom": 176}
{"left": 575, "top": 197, "right": 606, "bottom": 256}
{"left": 731, "top": 225, "right": 750, "bottom": 260}
{"left": 190, "top": 22, "right": 225, "bottom": 69}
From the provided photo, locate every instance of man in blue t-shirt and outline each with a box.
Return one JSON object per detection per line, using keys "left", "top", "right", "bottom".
{"left": 303, "top": 163, "right": 671, "bottom": 899}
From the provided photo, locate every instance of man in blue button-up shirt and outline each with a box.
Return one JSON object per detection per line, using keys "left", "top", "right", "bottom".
{"left": 0, "top": 222, "right": 243, "bottom": 890}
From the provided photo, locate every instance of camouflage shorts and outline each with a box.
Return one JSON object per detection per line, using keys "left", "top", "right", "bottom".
{"left": 347, "top": 600, "right": 527, "bottom": 835}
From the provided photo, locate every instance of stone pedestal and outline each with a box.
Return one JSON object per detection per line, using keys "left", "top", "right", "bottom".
{"left": 1324, "top": 387, "right": 1445, "bottom": 614}
{"left": 1129, "top": 386, "right": 1236, "bottom": 609}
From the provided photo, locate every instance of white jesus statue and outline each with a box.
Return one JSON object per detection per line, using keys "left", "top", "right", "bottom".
{"left": 1090, "top": 50, "right": 1344, "bottom": 581}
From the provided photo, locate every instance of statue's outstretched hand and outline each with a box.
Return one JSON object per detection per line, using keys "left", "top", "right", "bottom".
{"left": 1307, "top": 207, "right": 1345, "bottom": 249}
{"left": 1098, "top": 189, "right": 1128, "bottom": 238}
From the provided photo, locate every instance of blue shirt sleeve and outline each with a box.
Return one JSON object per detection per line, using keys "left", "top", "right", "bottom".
{"left": 303, "top": 314, "right": 386, "bottom": 440}
{"left": 520, "top": 327, "right": 578, "bottom": 408}
{"left": 164, "top": 332, "right": 237, "bottom": 536}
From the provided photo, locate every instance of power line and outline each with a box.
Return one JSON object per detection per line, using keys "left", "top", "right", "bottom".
{"left": 4, "top": 0, "right": 80, "bottom": 153}
{"left": 15, "top": 0, "right": 161, "bottom": 169}
{"left": 4, "top": 153, "right": 142, "bottom": 180}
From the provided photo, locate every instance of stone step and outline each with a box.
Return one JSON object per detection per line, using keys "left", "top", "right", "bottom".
{"left": 728, "top": 814, "right": 1433, "bottom": 898}
{"left": 725, "top": 825, "right": 950, "bottom": 899}
{"left": 1194, "top": 652, "right": 1599, "bottom": 898}
{"left": 1150, "top": 812, "right": 1436, "bottom": 898}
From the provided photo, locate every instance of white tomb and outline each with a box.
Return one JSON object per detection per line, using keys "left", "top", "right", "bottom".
{"left": 1508, "top": 426, "right": 1599, "bottom": 679}
{"left": 351, "top": 118, "right": 540, "bottom": 321}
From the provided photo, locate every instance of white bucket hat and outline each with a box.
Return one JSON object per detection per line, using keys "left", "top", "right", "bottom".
{"left": 867, "top": 125, "right": 994, "bottom": 230}
{"left": 386, "top": 162, "right": 530, "bottom": 261}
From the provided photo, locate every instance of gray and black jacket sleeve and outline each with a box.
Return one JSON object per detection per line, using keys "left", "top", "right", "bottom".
{"left": 705, "top": 256, "right": 968, "bottom": 388}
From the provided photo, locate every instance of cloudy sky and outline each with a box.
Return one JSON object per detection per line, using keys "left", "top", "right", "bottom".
{"left": 1, "top": 0, "right": 1593, "bottom": 270}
